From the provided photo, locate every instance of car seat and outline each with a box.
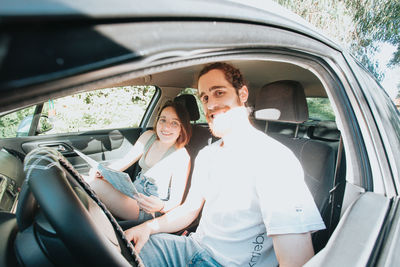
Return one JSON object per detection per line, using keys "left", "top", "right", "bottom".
{"left": 254, "top": 80, "right": 337, "bottom": 251}
{"left": 174, "top": 94, "right": 213, "bottom": 203}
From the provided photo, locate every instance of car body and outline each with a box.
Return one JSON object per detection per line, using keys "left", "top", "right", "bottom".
{"left": 1, "top": 0, "right": 400, "bottom": 266}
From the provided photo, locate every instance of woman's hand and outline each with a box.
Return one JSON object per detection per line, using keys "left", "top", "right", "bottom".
{"left": 94, "top": 171, "right": 104, "bottom": 179}
{"left": 88, "top": 167, "right": 104, "bottom": 179}
{"left": 124, "top": 222, "right": 152, "bottom": 254}
{"left": 135, "top": 193, "right": 165, "bottom": 213}
{"left": 83, "top": 168, "right": 103, "bottom": 183}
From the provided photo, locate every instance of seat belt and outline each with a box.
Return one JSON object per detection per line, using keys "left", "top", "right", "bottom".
{"left": 328, "top": 135, "right": 346, "bottom": 235}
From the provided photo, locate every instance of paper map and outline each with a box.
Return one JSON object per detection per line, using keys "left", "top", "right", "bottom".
{"left": 74, "top": 149, "right": 138, "bottom": 198}
{"left": 97, "top": 164, "right": 138, "bottom": 198}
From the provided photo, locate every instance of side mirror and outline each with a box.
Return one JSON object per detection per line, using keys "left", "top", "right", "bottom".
{"left": 16, "top": 115, "right": 33, "bottom": 137}
{"left": 16, "top": 114, "right": 54, "bottom": 137}
{"left": 36, "top": 115, "right": 54, "bottom": 134}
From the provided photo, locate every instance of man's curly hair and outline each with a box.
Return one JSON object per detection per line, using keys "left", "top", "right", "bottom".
{"left": 198, "top": 62, "right": 246, "bottom": 94}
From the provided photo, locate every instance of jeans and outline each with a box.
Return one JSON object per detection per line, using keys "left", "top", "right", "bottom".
{"left": 139, "top": 233, "right": 221, "bottom": 267}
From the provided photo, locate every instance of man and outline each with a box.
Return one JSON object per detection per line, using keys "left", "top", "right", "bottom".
{"left": 125, "top": 62, "right": 325, "bottom": 267}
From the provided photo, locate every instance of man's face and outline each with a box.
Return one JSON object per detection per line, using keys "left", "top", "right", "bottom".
{"left": 198, "top": 69, "right": 248, "bottom": 137}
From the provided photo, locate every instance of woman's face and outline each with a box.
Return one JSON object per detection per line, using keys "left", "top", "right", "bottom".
{"left": 156, "top": 106, "right": 182, "bottom": 145}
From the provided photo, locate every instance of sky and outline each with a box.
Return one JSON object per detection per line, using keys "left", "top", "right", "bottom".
{"left": 375, "top": 43, "right": 400, "bottom": 99}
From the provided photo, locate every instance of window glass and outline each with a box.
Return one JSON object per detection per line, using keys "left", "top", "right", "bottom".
{"left": 0, "top": 106, "right": 36, "bottom": 138}
{"left": 178, "top": 88, "right": 207, "bottom": 123}
{"left": 177, "top": 89, "right": 335, "bottom": 124}
{"left": 40, "top": 86, "right": 156, "bottom": 135}
{"left": 306, "top": 97, "right": 335, "bottom": 121}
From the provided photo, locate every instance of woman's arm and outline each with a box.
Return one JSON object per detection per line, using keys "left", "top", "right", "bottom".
{"left": 107, "top": 130, "right": 154, "bottom": 171}
{"left": 161, "top": 149, "right": 191, "bottom": 212}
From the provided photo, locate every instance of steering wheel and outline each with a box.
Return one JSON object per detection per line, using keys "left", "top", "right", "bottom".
{"left": 15, "top": 147, "right": 143, "bottom": 266}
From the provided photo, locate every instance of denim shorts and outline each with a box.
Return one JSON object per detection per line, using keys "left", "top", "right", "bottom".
{"left": 133, "top": 173, "right": 159, "bottom": 198}
{"left": 133, "top": 173, "right": 165, "bottom": 223}
{"left": 139, "top": 233, "right": 221, "bottom": 267}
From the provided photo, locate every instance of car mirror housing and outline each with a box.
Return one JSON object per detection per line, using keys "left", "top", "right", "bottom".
{"left": 36, "top": 115, "right": 54, "bottom": 135}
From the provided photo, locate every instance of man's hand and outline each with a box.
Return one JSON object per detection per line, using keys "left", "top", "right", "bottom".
{"left": 124, "top": 222, "right": 152, "bottom": 253}
{"left": 135, "top": 193, "right": 164, "bottom": 213}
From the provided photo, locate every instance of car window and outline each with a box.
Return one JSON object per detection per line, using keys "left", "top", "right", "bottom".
{"left": 306, "top": 97, "right": 335, "bottom": 121}
{"left": 0, "top": 106, "right": 37, "bottom": 138}
{"left": 0, "top": 86, "right": 156, "bottom": 139}
{"left": 178, "top": 88, "right": 207, "bottom": 123}
{"left": 40, "top": 86, "right": 156, "bottom": 135}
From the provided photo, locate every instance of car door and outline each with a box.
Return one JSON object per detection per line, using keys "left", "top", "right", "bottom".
{"left": 304, "top": 52, "right": 400, "bottom": 266}
{"left": 1, "top": 1, "right": 400, "bottom": 265}
{"left": 0, "top": 85, "right": 159, "bottom": 177}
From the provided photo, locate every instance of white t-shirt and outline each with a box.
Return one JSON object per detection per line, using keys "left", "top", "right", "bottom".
{"left": 191, "top": 128, "right": 325, "bottom": 266}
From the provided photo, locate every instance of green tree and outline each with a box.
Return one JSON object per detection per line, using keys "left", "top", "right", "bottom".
{"left": 347, "top": 0, "right": 400, "bottom": 67}
{"left": 0, "top": 106, "right": 36, "bottom": 138}
{"left": 52, "top": 86, "right": 155, "bottom": 133}
{"left": 307, "top": 98, "right": 335, "bottom": 121}
{"left": 274, "top": 0, "right": 385, "bottom": 81}
{"left": 396, "top": 84, "right": 400, "bottom": 99}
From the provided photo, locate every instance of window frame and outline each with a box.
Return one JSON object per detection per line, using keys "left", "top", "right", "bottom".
{"left": 0, "top": 86, "right": 159, "bottom": 139}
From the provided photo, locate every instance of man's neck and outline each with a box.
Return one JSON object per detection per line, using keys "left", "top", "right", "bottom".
{"left": 221, "top": 118, "right": 253, "bottom": 148}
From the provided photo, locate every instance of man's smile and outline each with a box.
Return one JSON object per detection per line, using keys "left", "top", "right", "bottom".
{"left": 206, "top": 106, "right": 230, "bottom": 121}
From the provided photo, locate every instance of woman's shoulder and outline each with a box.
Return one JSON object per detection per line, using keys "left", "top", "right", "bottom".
{"left": 138, "top": 130, "right": 156, "bottom": 143}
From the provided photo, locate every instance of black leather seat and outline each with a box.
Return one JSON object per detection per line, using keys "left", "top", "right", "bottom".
{"left": 174, "top": 94, "right": 213, "bottom": 203}
{"left": 254, "top": 80, "right": 336, "bottom": 250}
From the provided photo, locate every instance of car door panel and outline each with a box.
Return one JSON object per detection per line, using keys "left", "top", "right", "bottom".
{"left": 376, "top": 198, "right": 400, "bottom": 266}
{"left": 305, "top": 192, "right": 391, "bottom": 267}
{"left": 0, "top": 128, "right": 143, "bottom": 175}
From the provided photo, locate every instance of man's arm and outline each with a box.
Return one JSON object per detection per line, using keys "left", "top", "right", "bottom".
{"left": 125, "top": 147, "right": 209, "bottom": 253}
{"left": 125, "top": 188, "right": 205, "bottom": 253}
{"left": 271, "top": 232, "right": 314, "bottom": 267}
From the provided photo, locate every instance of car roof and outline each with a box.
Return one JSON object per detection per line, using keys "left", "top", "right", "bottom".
{"left": 1, "top": 0, "right": 340, "bottom": 51}
{"left": 0, "top": 0, "right": 339, "bottom": 112}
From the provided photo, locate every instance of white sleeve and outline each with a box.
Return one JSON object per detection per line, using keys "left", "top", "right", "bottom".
{"left": 255, "top": 147, "right": 325, "bottom": 236}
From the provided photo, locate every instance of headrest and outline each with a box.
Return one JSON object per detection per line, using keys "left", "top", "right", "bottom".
{"left": 254, "top": 80, "right": 308, "bottom": 123}
{"left": 174, "top": 94, "right": 200, "bottom": 121}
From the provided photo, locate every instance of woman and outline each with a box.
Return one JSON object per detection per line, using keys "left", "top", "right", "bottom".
{"left": 90, "top": 100, "right": 192, "bottom": 223}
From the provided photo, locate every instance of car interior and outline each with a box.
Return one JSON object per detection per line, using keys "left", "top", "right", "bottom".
{"left": 0, "top": 59, "right": 357, "bottom": 266}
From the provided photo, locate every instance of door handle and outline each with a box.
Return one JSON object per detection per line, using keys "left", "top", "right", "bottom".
{"left": 55, "top": 144, "right": 68, "bottom": 152}
{"left": 39, "top": 143, "right": 74, "bottom": 155}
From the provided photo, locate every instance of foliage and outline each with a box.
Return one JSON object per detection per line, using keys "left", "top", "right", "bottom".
{"left": 274, "top": 0, "right": 386, "bottom": 81}
{"left": 347, "top": 0, "right": 400, "bottom": 67}
{"left": 307, "top": 98, "right": 336, "bottom": 121}
{"left": 397, "top": 84, "right": 400, "bottom": 99}
{"left": 0, "top": 106, "right": 35, "bottom": 138}
{"left": 38, "top": 116, "right": 54, "bottom": 133}
{"left": 0, "top": 86, "right": 156, "bottom": 138}
{"left": 45, "top": 86, "right": 156, "bottom": 134}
